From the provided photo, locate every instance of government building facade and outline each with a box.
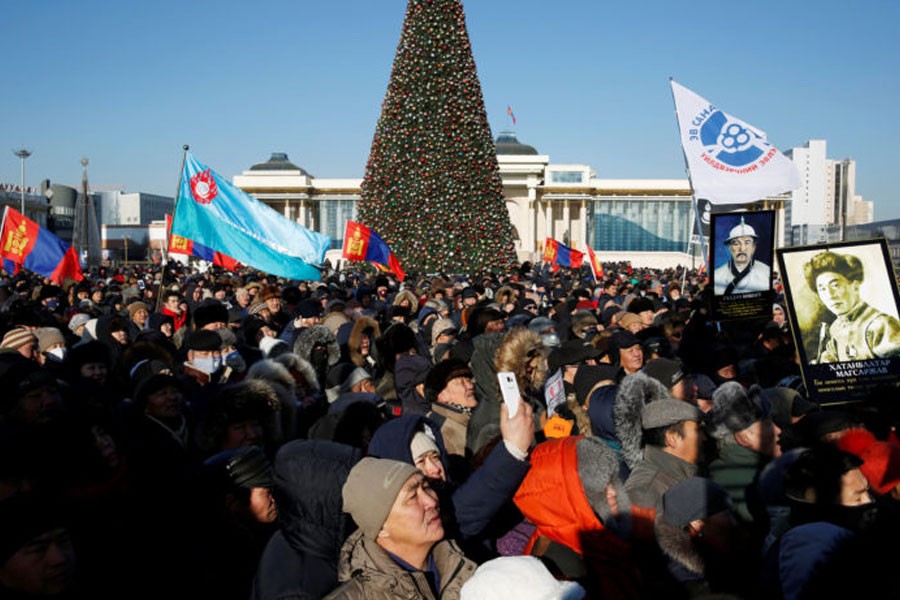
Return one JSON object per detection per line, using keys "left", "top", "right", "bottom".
{"left": 233, "top": 133, "right": 791, "bottom": 269}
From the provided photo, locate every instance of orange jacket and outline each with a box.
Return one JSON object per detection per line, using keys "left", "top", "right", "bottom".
{"left": 514, "top": 436, "right": 644, "bottom": 599}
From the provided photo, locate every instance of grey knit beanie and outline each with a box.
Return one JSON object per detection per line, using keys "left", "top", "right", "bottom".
{"left": 342, "top": 457, "right": 418, "bottom": 538}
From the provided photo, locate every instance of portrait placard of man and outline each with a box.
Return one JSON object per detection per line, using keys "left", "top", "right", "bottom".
{"left": 777, "top": 239, "right": 900, "bottom": 404}
{"left": 803, "top": 250, "right": 900, "bottom": 363}
{"left": 712, "top": 214, "right": 773, "bottom": 296}
{"left": 709, "top": 211, "right": 775, "bottom": 322}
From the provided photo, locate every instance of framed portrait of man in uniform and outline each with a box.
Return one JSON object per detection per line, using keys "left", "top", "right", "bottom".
{"left": 710, "top": 210, "right": 776, "bottom": 321}
{"left": 777, "top": 238, "right": 900, "bottom": 405}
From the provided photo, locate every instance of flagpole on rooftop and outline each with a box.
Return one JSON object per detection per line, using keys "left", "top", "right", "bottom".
{"left": 668, "top": 77, "right": 710, "bottom": 277}
{"left": 157, "top": 145, "right": 189, "bottom": 312}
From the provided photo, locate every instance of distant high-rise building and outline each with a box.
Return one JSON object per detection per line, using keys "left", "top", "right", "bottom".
{"left": 784, "top": 140, "right": 873, "bottom": 245}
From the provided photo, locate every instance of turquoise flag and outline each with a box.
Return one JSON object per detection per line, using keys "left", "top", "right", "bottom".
{"left": 172, "top": 153, "right": 330, "bottom": 281}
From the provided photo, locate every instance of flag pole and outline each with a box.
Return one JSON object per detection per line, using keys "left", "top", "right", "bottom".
{"left": 669, "top": 78, "right": 710, "bottom": 275}
{"left": 157, "top": 145, "right": 189, "bottom": 313}
{"left": 0, "top": 206, "right": 8, "bottom": 240}
{"left": 0, "top": 207, "right": 8, "bottom": 275}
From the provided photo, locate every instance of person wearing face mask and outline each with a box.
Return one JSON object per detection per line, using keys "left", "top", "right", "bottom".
{"left": 34, "top": 327, "right": 67, "bottom": 369}
{"left": 184, "top": 329, "right": 225, "bottom": 386}
{"left": 36, "top": 284, "right": 63, "bottom": 321}
{"left": 763, "top": 445, "right": 881, "bottom": 598}
{"left": 527, "top": 316, "right": 559, "bottom": 349}
{"left": 216, "top": 327, "right": 247, "bottom": 377}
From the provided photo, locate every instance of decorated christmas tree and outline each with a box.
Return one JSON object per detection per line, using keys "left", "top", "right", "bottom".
{"left": 359, "top": 0, "right": 517, "bottom": 274}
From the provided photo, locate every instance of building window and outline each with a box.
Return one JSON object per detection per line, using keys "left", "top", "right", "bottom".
{"left": 589, "top": 197, "right": 692, "bottom": 252}
{"left": 321, "top": 200, "right": 358, "bottom": 250}
{"left": 548, "top": 171, "right": 584, "bottom": 184}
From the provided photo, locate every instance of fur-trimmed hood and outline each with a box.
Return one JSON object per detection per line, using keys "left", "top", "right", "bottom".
{"left": 654, "top": 516, "right": 704, "bottom": 576}
{"left": 348, "top": 316, "right": 380, "bottom": 368}
{"left": 613, "top": 372, "right": 671, "bottom": 471}
{"left": 494, "top": 328, "right": 548, "bottom": 395}
{"left": 292, "top": 325, "right": 340, "bottom": 367}
{"left": 391, "top": 289, "right": 419, "bottom": 309}
{"left": 493, "top": 285, "right": 516, "bottom": 308}
{"left": 246, "top": 359, "right": 298, "bottom": 404}
{"left": 272, "top": 352, "right": 321, "bottom": 393}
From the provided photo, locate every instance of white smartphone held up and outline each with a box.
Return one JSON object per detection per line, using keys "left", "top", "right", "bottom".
{"left": 497, "top": 371, "right": 521, "bottom": 419}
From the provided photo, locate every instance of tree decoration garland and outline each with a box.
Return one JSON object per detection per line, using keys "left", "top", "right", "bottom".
{"left": 359, "top": 0, "right": 517, "bottom": 274}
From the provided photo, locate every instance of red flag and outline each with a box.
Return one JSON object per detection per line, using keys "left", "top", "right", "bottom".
{"left": 585, "top": 245, "right": 605, "bottom": 281}
{"left": 507, "top": 105, "right": 516, "bottom": 125}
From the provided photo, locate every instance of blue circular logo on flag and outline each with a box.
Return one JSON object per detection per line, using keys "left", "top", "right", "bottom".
{"left": 699, "top": 111, "right": 768, "bottom": 168}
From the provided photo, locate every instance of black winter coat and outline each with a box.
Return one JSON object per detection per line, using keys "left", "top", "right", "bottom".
{"left": 251, "top": 440, "right": 362, "bottom": 600}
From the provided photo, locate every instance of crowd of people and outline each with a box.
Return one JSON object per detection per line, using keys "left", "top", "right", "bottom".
{"left": 0, "top": 257, "right": 898, "bottom": 599}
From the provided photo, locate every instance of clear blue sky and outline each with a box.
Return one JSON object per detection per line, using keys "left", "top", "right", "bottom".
{"left": 3, "top": 1, "right": 899, "bottom": 219}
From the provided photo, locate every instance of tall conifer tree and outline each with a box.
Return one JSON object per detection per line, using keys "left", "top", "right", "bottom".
{"left": 359, "top": 0, "right": 517, "bottom": 274}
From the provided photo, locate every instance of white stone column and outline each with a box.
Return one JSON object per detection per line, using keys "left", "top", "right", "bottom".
{"left": 563, "top": 200, "right": 570, "bottom": 243}
{"left": 580, "top": 198, "right": 588, "bottom": 247}
{"left": 545, "top": 201, "right": 553, "bottom": 241}
{"left": 299, "top": 201, "right": 308, "bottom": 227}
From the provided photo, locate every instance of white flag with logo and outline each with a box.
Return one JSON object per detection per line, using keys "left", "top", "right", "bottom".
{"left": 671, "top": 80, "right": 800, "bottom": 205}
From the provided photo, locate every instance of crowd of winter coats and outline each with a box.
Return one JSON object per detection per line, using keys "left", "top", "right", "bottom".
{"left": 0, "top": 259, "right": 899, "bottom": 600}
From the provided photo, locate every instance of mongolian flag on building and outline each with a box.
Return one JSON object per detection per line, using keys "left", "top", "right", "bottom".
{"left": 165, "top": 214, "right": 239, "bottom": 271}
{"left": 0, "top": 206, "right": 83, "bottom": 283}
{"left": 342, "top": 221, "right": 405, "bottom": 281}
{"left": 542, "top": 238, "right": 584, "bottom": 269}
{"left": 585, "top": 244, "right": 604, "bottom": 281}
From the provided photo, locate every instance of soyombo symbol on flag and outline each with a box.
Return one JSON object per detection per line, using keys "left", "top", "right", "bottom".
{"left": 0, "top": 207, "right": 83, "bottom": 283}
{"left": 671, "top": 80, "right": 800, "bottom": 205}
{"left": 342, "top": 221, "right": 405, "bottom": 281}
{"left": 542, "top": 238, "right": 583, "bottom": 269}
{"left": 171, "top": 153, "right": 331, "bottom": 281}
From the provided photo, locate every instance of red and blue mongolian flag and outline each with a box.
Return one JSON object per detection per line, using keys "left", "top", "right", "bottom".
{"left": 542, "top": 238, "right": 583, "bottom": 269}
{"left": 342, "top": 221, "right": 405, "bottom": 281}
{"left": 0, "top": 207, "right": 83, "bottom": 283}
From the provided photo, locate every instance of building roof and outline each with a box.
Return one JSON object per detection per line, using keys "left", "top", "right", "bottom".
{"left": 249, "top": 152, "right": 309, "bottom": 175}
{"left": 495, "top": 131, "right": 538, "bottom": 155}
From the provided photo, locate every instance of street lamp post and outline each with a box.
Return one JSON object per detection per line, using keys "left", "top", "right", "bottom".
{"left": 13, "top": 149, "right": 32, "bottom": 215}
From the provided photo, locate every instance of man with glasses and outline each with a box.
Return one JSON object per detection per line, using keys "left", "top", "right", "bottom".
{"left": 713, "top": 217, "right": 771, "bottom": 296}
